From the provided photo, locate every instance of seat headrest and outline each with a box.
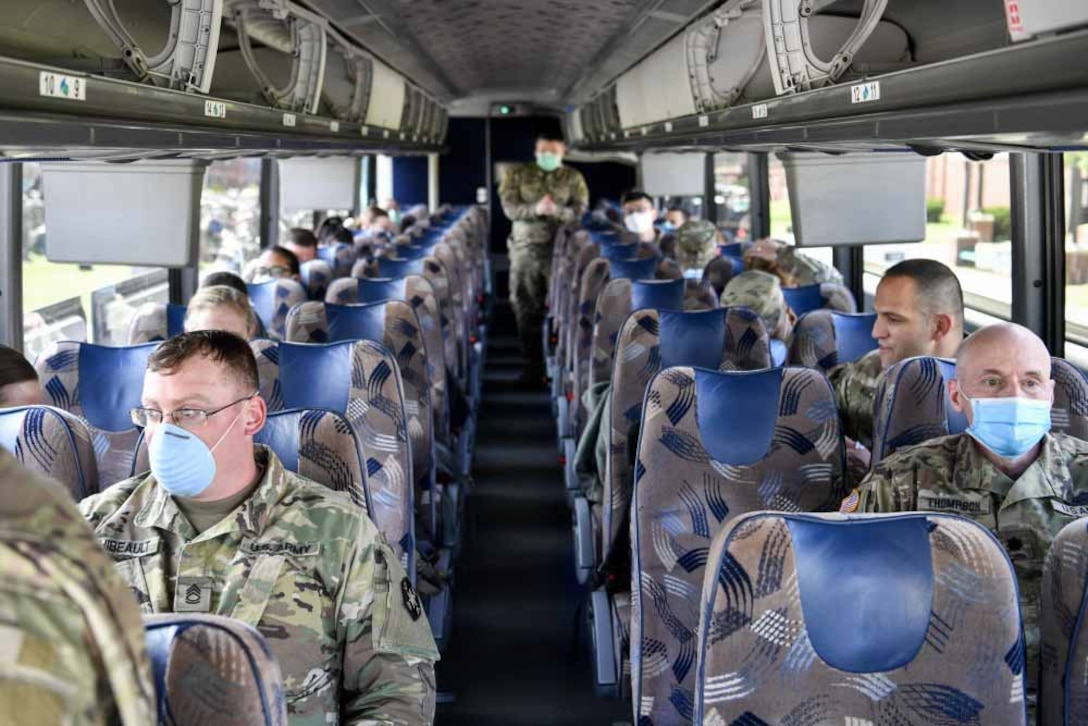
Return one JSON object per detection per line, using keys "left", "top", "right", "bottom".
{"left": 166, "top": 304, "right": 187, "bottom": 338}
{"left": 325, "top": 302, "right": 387, "bottom": 344}
{"left": 78, "top": 343, "right": 157, "bottom": 433}
{"left": 0, "top": 405, "right": 93, "bottom": 499}
{"left": 397, "top": 245, "right": 434, "bottom": 261}
{"left": 357, "top": 277, "right": 409, "bottom": 304}
{"left": 718, "top": 243, "right": 743, "bottom": 257}
{"left": 379, "top": 257, "right": 425, "bottom": 278}
{"left": 278, "top": 342, "right": 352, "bottom": 413}
{"left": 631, "top": 279, "right": 685, "bottom": 312}
{"left": 609, "top": 257, "right": 657, "bottom": 281}
{"left": 694, "top": 367, "right": 783, "bottom": 465}
{"left": 831, "top": 312, "right": 878, "bottom": 364}
{"left": 317, "top": 243, "right": 350, "bottom": 265}
{"left": 719, "top": 254, "right": 745, "bottom": 277}
{"left": 782, "top": 283, "right": 825, "bottom": 316}
{"left": 787, "top": 515, "right": 933, "bottom": 672}
{"left": 658, "top": 308, "right": 728, "bottom": 370}
{"left": 254, "top": 409, "right": 304, "bottom": 472}
{"left": 897, "top": 356, "right": 967, "bottom": 434}
{"left": 601, "top": 243, "right": 637, "bottom": 262}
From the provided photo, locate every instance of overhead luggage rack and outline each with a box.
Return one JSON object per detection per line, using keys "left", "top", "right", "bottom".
{"left": 321, "top": 28, "right": 373, "bottom": 123}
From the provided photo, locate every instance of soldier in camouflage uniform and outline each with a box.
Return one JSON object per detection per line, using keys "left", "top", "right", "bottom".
{"left": 744, "top": 237, "right": 844, "bottom": 286}
{"left": 720, "top": 270, "right": 796, "bottom": 342}
{"left": 78, "top": 331, "right": 438, "bottom": 725}
{"left": 829, "top": 258, "right": 963, "bottom": 458}
{"left": 499, "top": 133, "right": 589, "bottom": 383}
{"left": 675, "top": 219, "right": 721, "bottom": 276}
{"left": 1, "top": 449, "right": 155, "bottom": 725}
{"left": 845, "top": 323, "right": 1084, "bottom": 709}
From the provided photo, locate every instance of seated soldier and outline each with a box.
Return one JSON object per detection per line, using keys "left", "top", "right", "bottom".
{"left": 675, "top": 219, "right": 722, "bottom": 280}
{"left": 284, "top": 228, "right": 318, "bottom": 263}
{"left": 744, "top": 237, "right": 843, "bottom": 286}
{"left": 662, "top": 206, "right": 687, "bottom": 234}
{"left": 184, "top": 285, "right": 260, "bottom": 340}
{"left": 846, "top": 322, "right": 1088, "bottom": 712}
{"left": 79, "top": 331, "right": 438, "bottom": 724}
{"left": 831, "top": 258, "right": 964, "bottom": 461}
{"left": 245, "top": 245, "right": 301, "bottom": 284}
{"left": 1, "top": 449, "right": 155, "bottom": 724}
{"left": 720, "top": 270, "right": 796, "bottom": 342}
{"left": 0, "top": 344, "right": 44, "bottom": 407}
{"left": 201, "top": 270, "right": 249, "bottom": 295}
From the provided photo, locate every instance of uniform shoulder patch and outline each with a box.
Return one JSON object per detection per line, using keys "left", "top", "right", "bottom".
{"left": 840, "top": 489, "right": 860, "bottom": 513}
{"left": 401, "top": 577, "right": 423, "bottom": 621}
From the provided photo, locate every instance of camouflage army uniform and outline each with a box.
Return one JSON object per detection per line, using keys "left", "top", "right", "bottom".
{"left": 720, "top": 269, "right": 792, "bottom": 341}
{"left": 499, "top": 163, "right": 589, "bottom": 366}
{"left": 777, "top": 244, "right": 843, "bottom": 285}
{"left": 849, "top": 432, "right": 1088, "bottom": 697}
{"left": 827, "top": 348, "right": 883, "bottom": 449}
{"left": 0, "top": 450, "right": 155, "bottom": 725}
{"left": 79, "top": 446, "right": 439, "bottom": 726}
{"left": 674, "top": 219, "right": 719, "bottom": 273}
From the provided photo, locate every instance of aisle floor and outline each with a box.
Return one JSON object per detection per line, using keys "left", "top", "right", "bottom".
{"left": 435, "top": 303, "right": 631, "bottom": 725}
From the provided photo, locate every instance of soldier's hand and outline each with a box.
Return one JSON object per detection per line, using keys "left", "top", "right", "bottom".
{"left": 844, "top": 438, "right": 871, "bottom": 482}
{"left": 536, "top": 198, "right": 558, "bottom": 217}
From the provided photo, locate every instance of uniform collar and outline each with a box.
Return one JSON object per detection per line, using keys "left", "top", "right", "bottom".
{"left": 954, "top": 432, "right": 1065, "bottom": 505}
{"left": 135, "top": 446, "right": 288, "bottom": 541}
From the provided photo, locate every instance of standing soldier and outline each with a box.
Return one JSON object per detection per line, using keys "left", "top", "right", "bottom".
{"left": 500, "top": 132, "right": 589, "bottom": 386}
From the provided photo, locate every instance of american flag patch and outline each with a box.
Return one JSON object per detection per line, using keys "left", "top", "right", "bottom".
{"left": 840, "top": 489, "right": 860, "bottom": 513}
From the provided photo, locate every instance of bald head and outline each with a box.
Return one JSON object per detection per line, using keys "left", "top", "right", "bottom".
{"left": 950, "top": 323, "right": 1054, "bottom": 417}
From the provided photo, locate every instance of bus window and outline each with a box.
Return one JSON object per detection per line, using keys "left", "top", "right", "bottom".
{"left": 862, "top": 153, "right": 1012, "bottom": 324}
{"left": 21, "top": 162, "right": 161, "bottom": 359}
{"left": 714, "top": 152, "right": 750, "bottom": 242}
{"left": 1064, "top": 153, "right": 1088, "bottom": 367}
{"left": 768, "top": 156, "right": 833, "bottom": 269}
{"left": 200, "top": 159, "right": 261, "bottom": 275}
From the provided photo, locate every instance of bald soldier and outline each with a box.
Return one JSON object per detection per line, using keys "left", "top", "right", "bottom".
{"left": 847, "top": 323, "right": 1088, "bottom": 704}
{"left": 79, "top": 331, "right": 438, "bottom": 725}
{"left": 500, "top": 132, "right": 589, "bottom": 385}
{"left": 0, "top": 449, "right": 155, "bottom": 725}
{"left": 830, "top": 259, "right": 964, "bottom": 460}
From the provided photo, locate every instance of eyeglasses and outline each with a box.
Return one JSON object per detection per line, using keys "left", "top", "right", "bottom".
{"left": 130, "top": 393, "right": 256, "bottom": 431}
{"left": 251, "top": 265, "right": 291, "bottom": 280}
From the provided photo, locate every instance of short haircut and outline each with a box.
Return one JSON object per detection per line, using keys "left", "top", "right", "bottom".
{"left": 0, "top": 345, "right": 37, "bottom": 389}
{"left": 185, "top": 286, "right": 258, "bottom": 338}
{"left": 666, "top": 206, "right": 687, "bottom": 216}
{"left": 286, "top": 228, "right": 318, "bottom": 250}
{"left": 622, "top": 190, "right": 654, "bottom": 206}
{"left": 536, "top": 132, "right": 565, "bottom": 144}
{"left": 332, "top": 228, "right": 355, "bottom": 246}
{"left": 882, "top": 259, "right": 964, "bottom": 326}
{"left": 399, "top": 215, "right": 417, "bottom": 234}
{"left": 369, "top": 206, "right": 389, "bottom": 220}
{"left": 267, "top": 245, "right": 300, "bottom": 276}
{"left": 148, "top": 330, "right": 258, "bottom": 393}
{"left": 317, "top": 216, "right": 344, "bottom": 243}
{"left": 200, "top": 271, "right": 248, "bottom": 296}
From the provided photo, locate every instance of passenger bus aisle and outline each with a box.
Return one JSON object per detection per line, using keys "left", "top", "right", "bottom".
{"left": 436, "top": 299, "right": 631, "bottom": 725}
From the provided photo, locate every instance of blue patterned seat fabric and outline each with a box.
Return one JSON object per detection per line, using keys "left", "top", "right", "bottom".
{"left": 870, "top": 356, "right": 966, "bottom": 468}
{"left": 317, "top": 243, "right": 355, "bottom": 278}
{"left": 696, "top": 511, "right": 1026, "bottom": 725}
{"left": 630, "top": 365, "right": 848, "bottom": 724}
{"left": 247, "top": 279, "right": 307, "bottom": 340}
{"left": 0, "top": 404, "right": 99, "bottom": 500}
{"left": 788, "top": 310, "right": 878, "bottom": 370}
{"left": 299, "top": 259, "right": 333, "bottom": 301}
{"left": 1041, "top": 516, "right": 1088, "bottom": 726}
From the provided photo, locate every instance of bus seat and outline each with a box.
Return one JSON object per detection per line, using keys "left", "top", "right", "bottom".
{"left": 394, "top": 244, "right": 435, "bottom": 261}
{"left": 871, "top": 356, "right": 966, "bottom": 468}
{"left": 379, "top": 257, "right": 425, "bottom": 278}
{"left": 821, "top": 281, "right": 859, "bottom": 313}
{"left": 299, "top": 259, "right": 333, "bottom": 301}
{"left": 35, "top": 341, "right": 157, "bottom": 489}
{"left": 781, "top": 282, "right": 825, "bottom": 316}
{"left": 126, "top": 302, "right": 187, "bottom": 344}
{"left": 0, "top": 405, "right": 99, "bottom": 500}
{"left": 316, "top": 243, "right": 354, "bottom": 278}
{"left": 717, "top": 242, "right": 742, "bottom": 257}
{"left": 695, "top": 512, "right": 1025, "bottom": 725}
{"left": 254, "top": 408, "right": 370, "bottom": 514}
{"left": 589, "top": 278, "right": 685, "bottom": 390}
{"left": 630, "top": 366, "right": 847, "bottom": 724}
{"left": 247, "top": 279, "right": 306, "bottom": 341}
{"left": 144, "top": 613, "right": 287, "bottom": 726}
{"left": 325, "top": 277, "right": 359, "bottom": 304}
{"left": 1051, "top": 357, "right": 1088, "bottom": 440}
{"left": 1041, "top": 516, "right": 1088, "bottom": 726}
{"left": 253, "top": 340, "right": 415, "bottom": 576}
{"left": 788, "top": 310, "right": 878, "bottom": 370}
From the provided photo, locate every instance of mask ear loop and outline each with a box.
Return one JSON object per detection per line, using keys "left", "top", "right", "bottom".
{"left": 208, "top": 394, "right": 257, "bottom": 455}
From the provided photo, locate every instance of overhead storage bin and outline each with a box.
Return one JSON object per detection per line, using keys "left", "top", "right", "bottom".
{"left": 211, "top": 0, "right": 327, "bottom": 113}
{"left": 401, "top": 86, "right": 425, "bottom": 139}
{"left": 617, "top": 32, "right": 694, "bottom": 128}
{"left": 321, "top": 28, "right": 373, "bottom": 122}
{"left": 0, "top": 0, "right": 222, "bottom": 93}
{"left": 365, "top": 59, "right": 406, "bottom": 131}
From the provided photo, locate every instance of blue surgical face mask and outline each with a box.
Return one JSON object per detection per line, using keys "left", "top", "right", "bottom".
{"left": 660, "top": 221, "right": 676, "bottom": 233}
{"left": 963, "top": 394, "right": 1051, "bottom": 459}
{"left": 148, "top": 409, "right": 245, "bottom": 498}
{"left": 536, "top": 152, "right": 562, "bottom": 172}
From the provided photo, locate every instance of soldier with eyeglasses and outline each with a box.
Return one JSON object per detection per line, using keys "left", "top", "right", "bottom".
{"left": 79, "top": 330, "right": 439, "bottom": 725}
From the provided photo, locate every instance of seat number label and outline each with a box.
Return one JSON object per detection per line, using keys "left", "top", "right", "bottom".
{"left": 851, "top": 81, "right": 881, "bottom": 104}
{"left": 39, "top": 71, "right": 85, "bottom": 101}
{"left": 698, "top": 115, "right": 710, "bottom": 128}
{"left": 204, "top": 100, "right": 226, "bottom": 119}
{"left": 752, "top": 104, "right": 768, "bottom": 119}
{"left": 329, "top": 120, "right": 340, "bottom": 133}
{"left": 282, "top": 112, "right": 297, "bottom": 127}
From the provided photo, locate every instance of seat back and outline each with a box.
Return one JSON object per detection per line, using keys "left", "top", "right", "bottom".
{"left": 1041, "top": 516, "right": 1088, "bottom": 725}
{"left": 781, "top": 282, "right": 825, "bottom": 316}
{"left": 126, "top": 303, "right": 187, "bottom": 344}
{"left": 717, "top": 242, "right": 742, "bottom": 257}
{"left": 695, "top": 512, "right": 1026, "bottom": 725}
{"left": 0, "top": 405, "right": 99, "bottom": 500}
{"left": 602, "top": 307, "right": 772, "bottom": 579}
{"left": 144, "top": 614, "right": 287, "bottom": 726}
{"left": 821, "top": 280, "right": 858, "bottom": 313}
{"left": 420, "top": 255, "right": 466, "bottom": 384}
{"left": 250, "top": 340, "right": 416, "bottom": 572}
{"left": 247, "top": 279, "right": 307, "bottom": 340}
{"left": 316, "top": 243, "right": 354, "bottom": 278}
{"left": 871, "top": 356, "right": 967, "bottom": 467}
{"left": 254, "top": 408, "right": 369, "bottom": 512}
{"left": 35, "top": 341, "right": 157, "bottom": 489}
{"left": 788, "top": 310, "right": 878, "bottom": 370}
{"left": 590, "top": 278, "right": 685, "bottom": 389}
{"left": 631, "top": 366, "right": 848, "bottom": 722}
{"left": 1051, "top": 357, "right": 1088, "bottom": 440}
{"left": 299, "top": 259, "right": 333, "bottom": 300}
{"left": 379, "top": 257, "right": 425, "bottom": 279}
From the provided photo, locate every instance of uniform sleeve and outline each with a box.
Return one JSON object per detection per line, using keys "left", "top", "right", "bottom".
{"left": 499, "top": 167, "right": 539, "bottom": 222}
{"left": 339, "top": 528, "right": 439, "bottom": 726}
{"left": 558, "top": 170, "right": 589, "bottom": 223}
{"left": 855, "top": 460, "right": 915, "bottom": 513}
